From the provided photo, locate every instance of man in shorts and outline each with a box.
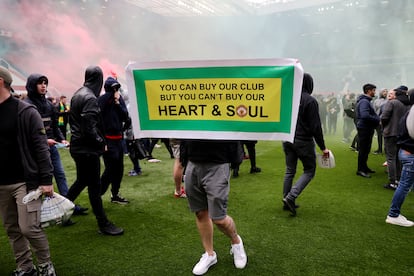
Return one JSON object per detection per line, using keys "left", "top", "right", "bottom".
{"left": 181, "top": 139, "right": 247, "bottom": 275}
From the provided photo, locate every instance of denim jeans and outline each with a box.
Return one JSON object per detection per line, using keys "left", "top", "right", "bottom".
{"left": 283, "top": 140, "right": 316, "bottom": 200}
{"left": 50, "top": 145, "right": 69, "bottom": 196}
{"left": 388, "top": 149, "right": 414, "bottom": 217}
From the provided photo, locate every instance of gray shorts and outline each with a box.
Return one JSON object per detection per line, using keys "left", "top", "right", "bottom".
{"left": 184, "top": 161, "right": 230, "bottom": 220}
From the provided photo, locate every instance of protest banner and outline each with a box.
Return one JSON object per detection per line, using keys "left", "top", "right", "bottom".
{"left": 125, "top": 59, "right": 303, "bottom": 141}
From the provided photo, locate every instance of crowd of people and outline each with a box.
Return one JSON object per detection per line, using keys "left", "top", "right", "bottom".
{"left": 315, "top": 83, "right": 414, "bottom": 229}
{"left": 0, "top": 65, "right": 263, "bottom": 275}
{"left": 2, "top": 63, "right": 414, "bottom": 275}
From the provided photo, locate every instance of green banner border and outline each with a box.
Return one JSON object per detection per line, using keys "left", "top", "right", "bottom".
{"left": 132, "top": 66, "right": 294, "bottom": 133}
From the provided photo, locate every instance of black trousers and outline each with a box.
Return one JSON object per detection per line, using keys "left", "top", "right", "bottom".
{"left": 101, "top": 139, "right": 124, "bottom": 196}
{"left": 67, "top": 153, "right": 108, "bottom": 226}
{"left": 357, "top": 127, "right": 375, "bottom": 172}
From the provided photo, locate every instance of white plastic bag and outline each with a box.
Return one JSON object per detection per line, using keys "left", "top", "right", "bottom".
{"left": 40, "top": 193, "right": 75, "bottom": 227}
{"left": 316, "top": 150, "right": 335, "bottom": 169}
{"left": 23, "top": 188, "right": 75, "bottom": 228}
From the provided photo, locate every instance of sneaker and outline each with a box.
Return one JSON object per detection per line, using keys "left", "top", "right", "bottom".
{"left": 128, "top": 170, "right": 141, "bottom": 176}
{"left": 192, "top": 252, "right": 217, "bottom": 275}
{"left": 384, "top": 183, "right": 398, "bottom": 190}
{"left": 12, "top": 267, "right": 37, "bottom": 276}
{"left": 282, "top": 197, "right": 297, "bottom": 216}
{"left": 250, "top": 167, "right": 262, "bottom": 173}
{"left": 148, "top": 158, "right": 161, "bottom": 163}
{"left": 283, "top": 202, "right": 299, "bottom": 211}
{"left": 38, "top": 262, "right": 56, "bottom": 276}
{"left": 73, "top": 205, "right": 88, "bottom": 216}
{"left": 111, "top": 194, "right": 129, "bottom": 204}
{"left": 230, "top": 235, "right": 247, "bottom": 269}
{"left": 174, "top": 186, "right": 187, "bottom": 198}
{"left": 62, "top": 219, "right": 76, "bottom": 227}
{"left": 385, "top": 215, "right": 414, "bottom": 227}
{"left": 99, "top": 221, "right": 124, "bottom": 235}
{"left": 349, "top": 146, "right": 357, "bottom": 152}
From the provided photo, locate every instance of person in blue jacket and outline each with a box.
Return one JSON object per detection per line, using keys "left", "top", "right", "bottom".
{"left": 355, "top": 83, "right": 380, "bottom": 178}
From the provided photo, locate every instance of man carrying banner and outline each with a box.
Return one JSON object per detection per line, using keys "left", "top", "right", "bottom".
{"left": 282, "top": 73, "right": 329, "bottom": 216}
{"left": 181, "top": 139, "right": 247, "bottom": 275}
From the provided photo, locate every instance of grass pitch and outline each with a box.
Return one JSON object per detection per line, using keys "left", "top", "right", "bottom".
{"left": 1, "top": 134, "right": 413, "bottom": 275}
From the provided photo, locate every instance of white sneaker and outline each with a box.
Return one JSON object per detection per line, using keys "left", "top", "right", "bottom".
{"left": 148, "top": 158, "right": 161, "bottom": 163}
{"left": 386, "top": 215, "right": 414, "bottom": 227}
{"left": 230, "top": 235, "right": 247, "bottom": 269}
{"left": 192, "top": 252, "right": 217, "bottom": 275}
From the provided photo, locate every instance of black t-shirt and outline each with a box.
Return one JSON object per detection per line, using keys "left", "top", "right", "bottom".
{"left": 0, "top": 96, "right": 24, "bottom": 185}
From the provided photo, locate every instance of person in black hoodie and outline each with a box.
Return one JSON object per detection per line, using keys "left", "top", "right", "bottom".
{"left": 282, "top": 73, "right": 329, "bottom": 216}
{"left": 355, "top": 83, "right": 380, "bottom": 178}
{"left": 67, "top": 66, "right": 123, "bottom": 236}
{"left": 0, "top": 66, "right": 56, "bottom": 275}
{"left": 98, "top": 76, "right": 130, "bottom": 204}
{"left": 25, "top": 74, "right": 87, "bottom": 218}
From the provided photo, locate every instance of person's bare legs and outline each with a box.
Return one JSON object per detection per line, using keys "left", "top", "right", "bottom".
{"left": 195, "top": 210, "right": 214, "bottom": 255}
{"left": 213, "top": 215, "right": 240, "bottom": 244}
{"left": 173, "top": 158, "right": 183, "bottom": 194}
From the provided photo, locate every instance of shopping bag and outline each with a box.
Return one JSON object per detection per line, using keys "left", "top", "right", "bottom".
{"left": 316, "top": 150, "right": 335, "bottom": 169}
{"left": 40, "top": 193, "right": 75, "bottom": 227}
{"left": 23, "top": 188, "right": 75, "bottom": 228}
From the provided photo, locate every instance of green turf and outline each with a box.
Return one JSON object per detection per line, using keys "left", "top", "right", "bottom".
{"left": 1, "top": 134, "right": 414, "bottom": 275}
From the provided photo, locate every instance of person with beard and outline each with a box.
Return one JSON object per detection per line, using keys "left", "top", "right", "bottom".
{"left": 381, "top": 86, "right": 411, "bottom": 190}
{"left": 355, "top": 84, "right": 380, "bottom": 178}
{"left": 282, "top": 73, "right": 329, "bottom": 216}
{"left": 67, "top": 66, "right": 123, "bottom": 235}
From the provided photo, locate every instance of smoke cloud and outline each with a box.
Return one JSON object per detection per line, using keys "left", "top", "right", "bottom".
{"left": 1, "top": 0, "right": 413, "bottom": 96}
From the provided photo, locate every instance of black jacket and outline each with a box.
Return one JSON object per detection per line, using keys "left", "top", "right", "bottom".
{"left": 69, "top": 66, "right": 106, "bottom": 156}
{"left": 98, "top": 77, "right": 130, "bottom": 137}
{"left": 15, "top": 96, "right": 53, "bottom": 190}
{"left": 181, "top": 139, "right": 241, "bottom": 167}
{"left": 356, "top": 94, "right": 380, "bottom": 129}
{"left": 397, "top": 111, "right": 414, "bottom": 153}
{"left": 293, "top": 73, "right": 326, "bottom": 151}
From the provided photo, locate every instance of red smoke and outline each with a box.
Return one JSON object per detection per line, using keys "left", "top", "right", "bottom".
{"left": 2, "top": 1, "right": 124, "bottom": 97}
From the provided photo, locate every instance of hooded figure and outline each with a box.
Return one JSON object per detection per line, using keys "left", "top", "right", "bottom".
{"left": 69, "top": 66, "right": 105, "bottom": 155}
{"left": 294, "top": 73, "right": 325, "bottom": 150}
{"left": 25, "top": 74, "right": 65, "bottom": 142}
{"left": 66, "top": 66, "right": 124, "bottom": 235}
{"left": 282, "top": 72, "right": 328, "bottom": 216}
{"left": 83, "top": 66, "right": 104, "bottom": 97}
